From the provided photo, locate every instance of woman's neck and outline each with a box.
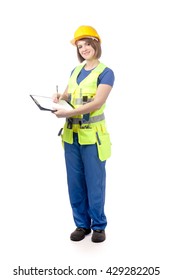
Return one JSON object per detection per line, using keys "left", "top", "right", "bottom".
{"left": 84, "top": 59, "right": 100, "bottom": 70}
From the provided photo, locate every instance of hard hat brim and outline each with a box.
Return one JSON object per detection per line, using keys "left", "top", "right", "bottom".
{"left": 70, "top": 35, "right": 101, "bottom": 46}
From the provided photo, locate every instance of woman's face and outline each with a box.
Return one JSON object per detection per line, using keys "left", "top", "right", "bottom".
{"left": 76, "top": 40, "right": 96, "bottom": 60}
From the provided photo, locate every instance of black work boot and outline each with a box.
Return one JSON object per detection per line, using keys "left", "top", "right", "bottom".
{"left": 91, "top": 230, "right": 106, "bottom": 243}
{"left": 70, "top": 228, "right": 91, "bottom": 241}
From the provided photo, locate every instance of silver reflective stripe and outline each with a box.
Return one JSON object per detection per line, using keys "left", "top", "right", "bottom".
{"left": 74, "top": 98, "right": 83, "bottom": 105}
{"left": 89, "top": 114, "right": 105, "bottom": 123}
{"left": 66, "top": 113, "right": 105, "bottom": 124}
{"left": 74, "top": 98, "right": 94, "bottom": 105}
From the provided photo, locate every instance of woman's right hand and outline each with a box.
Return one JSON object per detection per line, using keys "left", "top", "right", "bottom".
{"left": 52, "top": 93, "right": 62, "bottom": 103}
{"left": 52, "top": 86, "right": 69, "bottom": 103}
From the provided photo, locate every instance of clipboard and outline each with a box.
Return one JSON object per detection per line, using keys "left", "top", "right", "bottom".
{"left": 30, "top": 94, "right": 74, "bottom": 112}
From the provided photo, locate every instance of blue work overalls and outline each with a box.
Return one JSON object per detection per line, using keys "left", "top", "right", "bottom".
{"left": 64, "top": 133, "right": 107, "bottom": 230}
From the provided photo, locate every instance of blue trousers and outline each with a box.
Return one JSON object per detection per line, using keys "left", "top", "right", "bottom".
{"left": 64, "top": 133, "right": 107, "bottom": 230}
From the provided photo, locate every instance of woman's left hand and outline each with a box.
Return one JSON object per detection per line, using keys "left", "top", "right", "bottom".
{"left": 53, "top": 109, "right": 72, "bottom": 118}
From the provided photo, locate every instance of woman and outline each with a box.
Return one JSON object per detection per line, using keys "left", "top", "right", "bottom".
{"left": 53, "top": 25, "right": 115, "bottom": 242}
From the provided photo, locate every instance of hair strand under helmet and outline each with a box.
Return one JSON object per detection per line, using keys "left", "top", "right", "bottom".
{"left": 70, "top": 25, "right": 101, "bottom": 45}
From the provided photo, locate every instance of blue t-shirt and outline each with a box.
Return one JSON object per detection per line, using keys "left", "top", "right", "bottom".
{"left": 71, "top": 66, "right": 115, "bottom": 87}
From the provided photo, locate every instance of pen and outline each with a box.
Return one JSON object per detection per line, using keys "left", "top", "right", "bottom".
{"left": 56, "top": 85, "right": 60, "bottom": 100}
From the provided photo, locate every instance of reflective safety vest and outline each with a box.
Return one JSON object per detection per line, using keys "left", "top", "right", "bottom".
{"left": 61, "top": 62, "right": 112, "bottom": 161}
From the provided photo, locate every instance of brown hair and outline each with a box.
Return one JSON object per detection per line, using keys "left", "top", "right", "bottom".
{"left": 76, "top": 38, "right": 102, "bottom": 62}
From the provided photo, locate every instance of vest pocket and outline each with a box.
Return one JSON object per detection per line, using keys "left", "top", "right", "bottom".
{"left": 78, "top": 128, "right": 96, "bottom": 145}
{"left": 96, "top": 132, "right": 112, "bottom": 161}
{"left": 62, "top": 126, "right": 73, "bottom": 144}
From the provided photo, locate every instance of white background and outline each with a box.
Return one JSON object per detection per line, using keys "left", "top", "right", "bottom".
{"left": 0, "top": 0, "right": 172, "bottom": 279}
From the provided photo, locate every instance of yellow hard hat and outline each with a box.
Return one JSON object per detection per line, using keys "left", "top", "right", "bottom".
{"left": 70, "top": 25, "right": 101, "bottom": 45}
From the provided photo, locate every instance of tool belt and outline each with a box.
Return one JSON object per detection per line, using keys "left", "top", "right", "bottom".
{"left": 59, "top": 112, "right": 111, "bottom": 161}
